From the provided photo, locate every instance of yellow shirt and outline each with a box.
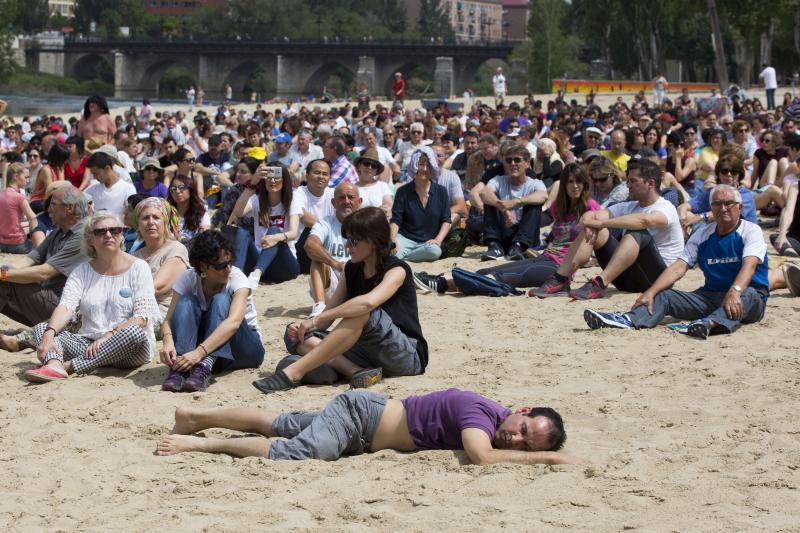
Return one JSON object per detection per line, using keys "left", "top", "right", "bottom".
{"left": 696, "top": 147, "right": 719, "bottom": 182}
{"left": 600, "top": 150, "right": 632, "bottom": 172}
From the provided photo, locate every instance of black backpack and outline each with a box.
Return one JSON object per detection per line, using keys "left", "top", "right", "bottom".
{"left": 451, "top": 267, "right": 523, "bottom": 297}
{"left": 439, "top": 228, "right": 469, "bottom": 259}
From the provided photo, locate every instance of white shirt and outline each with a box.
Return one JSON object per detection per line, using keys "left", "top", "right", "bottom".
{"left": 607, "top": 197, "right": 684, "bottom": 265}
{"left": 173, "top": 267, "right": 262, "bottom": 340}
{"left": 290, "top": 144, "right": 324, "bottom": 170}
{"left": 85, "top": 179, "right": 137, "bottom": 216}
{"left": 248, "top": 194, "right": 304, "bottom": 255}
{"left": 492, "top": 73, "right": 506, "bottom": 93}
{"left": 358, "top": 181, "right": 393, "bottom": 209}
{"left": 759, "top": 66, "right": 777, "bottom": 90}
{"left": 310, "top": 215, "right": 349, "bottom": 263}
{"left": 295, "top": 186, "right": 335, "bottom": 234}
{"left": 59, "top": 259, "right": 159, "bottom": 357}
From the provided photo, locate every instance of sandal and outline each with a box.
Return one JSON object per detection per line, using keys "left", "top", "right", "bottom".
{"left": 350, "top": 367, "right": 383, "bottom": 389}
{"left": 252, "top": 369, "right": 299, "bottom": 394}
{"left": 778, "top": 242, "right": 799, "bottom": 257}
{"left": 23, "top": 365, "right": 68, "bottom": 383}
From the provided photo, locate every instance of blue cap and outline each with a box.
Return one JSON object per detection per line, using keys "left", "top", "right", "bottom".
{"left": 581, "top": 118, "right": 596, "bottom": 127}
{"left": 274, "top": 132, "right": 292, "bottom": 144}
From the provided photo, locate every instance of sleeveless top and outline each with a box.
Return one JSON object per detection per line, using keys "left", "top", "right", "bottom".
{"left": 31, "top": 165, "right": 65, "bottom": 202}
{"left": 64, "top": 156, "right": 89, "bottom": 188}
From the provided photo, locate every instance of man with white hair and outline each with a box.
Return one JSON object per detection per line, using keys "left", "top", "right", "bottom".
{"left": 290, "top": 129, "right": 324, "bottom": 174}
{"left": 584, "top": 184, "right": 769, "bottom": 339}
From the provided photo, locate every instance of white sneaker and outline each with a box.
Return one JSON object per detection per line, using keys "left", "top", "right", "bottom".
{"left": 310, "top": 301, "right": 326, "bottom": 318}
{"left": 247, "top": 271, "right": 261, "bottom": 289}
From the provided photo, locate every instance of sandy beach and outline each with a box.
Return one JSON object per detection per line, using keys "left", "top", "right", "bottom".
{"left": 1, "top": 230, "right": 798, "bottom": 530}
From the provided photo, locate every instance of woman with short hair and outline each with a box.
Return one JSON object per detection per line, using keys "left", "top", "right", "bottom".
{"left": 25, "top": 211, "right": 159, "bottom": 383}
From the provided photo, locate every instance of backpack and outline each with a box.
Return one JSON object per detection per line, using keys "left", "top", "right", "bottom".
{"left": 451, "top": 267, "right": 523, "bottom": 297}
{"left": 439, "top": 227, "right": 468, "bottom": 259}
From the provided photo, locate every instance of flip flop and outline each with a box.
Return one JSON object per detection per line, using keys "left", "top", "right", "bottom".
{"left": 23, "top": 365, "right": 68, "bottom": 383}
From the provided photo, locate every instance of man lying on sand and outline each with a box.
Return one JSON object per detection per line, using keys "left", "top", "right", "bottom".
{"left": 156, "top": 388, "right": 588, "bottom": 465}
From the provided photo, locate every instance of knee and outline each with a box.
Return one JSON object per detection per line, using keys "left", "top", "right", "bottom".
{"left": 209, "top": 292, "right": 232, "bottom": 314}
{"left": 120, "top": 325, "right": 147, "bottom": 343}
{"left": 176, "top": 293, "right": 201, "bottom": 313}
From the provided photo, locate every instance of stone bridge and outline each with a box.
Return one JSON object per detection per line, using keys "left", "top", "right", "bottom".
{"left": 28, "top": 38, "right": 522, "bottom": 100}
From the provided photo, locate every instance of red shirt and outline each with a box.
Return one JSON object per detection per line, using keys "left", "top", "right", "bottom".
{"left": 392, "top": 79, "right": 405, "bottom": 98}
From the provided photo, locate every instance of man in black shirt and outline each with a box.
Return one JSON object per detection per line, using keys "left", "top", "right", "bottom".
{"left": 449, "top": 131, "right": 479, "bottom": 183}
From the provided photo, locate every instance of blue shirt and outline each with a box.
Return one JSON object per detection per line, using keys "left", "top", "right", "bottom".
{"left": 689, "top": 187, "right": 757, "bottom": 223}
{"left": 391, "top": 182, "right": 451, "bottom": 243}
{"left": 681, "top": 220, "right": 769, "bottom": 294}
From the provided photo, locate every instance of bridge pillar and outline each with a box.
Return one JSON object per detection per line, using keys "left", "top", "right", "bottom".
{"left": 114, "top": 52, "right": 135, "bottom": 99}
{"left": 357, "top": 56, "right": 376, "bottom": 95}
{"left": 276, "top": 54, "right": 309, "bottom": 99}
{"left": 434, "top": 57, "right": 454, "bottom": 98}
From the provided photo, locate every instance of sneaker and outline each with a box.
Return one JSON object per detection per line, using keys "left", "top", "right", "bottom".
{"left": 569, "top": 277, "right": 606, "bottom": 300}
{"left": 481, "top": 242, "right": 505, "bottom": 261}
{"left": 686, "top": 319, "right": 710, "bottom": 339}
{"left": 162, "top": 369, "right": 187, "bottom": 393}
{"left": 505, "top": 243, "right": 526, "bottom": 261}
{"left": 247, "top": 270, "right": 261, "bottom": 289}
{"left": 183, "top": 363, "right": 212, "bottom": 392}
{"left": 783, "top": 261, "right": 800, "bottom": 297}
{"left": 310, "top": 301, "right": 326, "bottom": 318}
{"left": 350, "top": 367, "right": 383, "bottom": 389}
{"left": 252, "top": 369, "right": 300, "bottom": 394}
{"left": 413, "top": 272, "right": 446, "bottom": 294}
{"left": 584, "top": 309, "right": 633, "bottom": 330}
{"left": 531, "top": 276, "right": 570, "bottom": 298}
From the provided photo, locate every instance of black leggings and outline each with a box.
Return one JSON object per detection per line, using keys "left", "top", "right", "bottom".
{"left": 476, "top": 254, "right": 559, "bottom": 288}
{"left": 596, "top": 229, "right": 666, "bottom": 293}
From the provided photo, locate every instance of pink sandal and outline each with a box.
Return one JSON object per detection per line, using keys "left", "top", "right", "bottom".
{"left": 23, "top": 365, "right": 68, "bottom": 383}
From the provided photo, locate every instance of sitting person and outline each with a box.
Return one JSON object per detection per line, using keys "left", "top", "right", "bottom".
{"left": 159, "top": 230, "right": 264, "bottom": 393}
{"left": 479, "top": 145, "right": 547, "bottom": 261}
{"left": 131, "top": 197, "right": 189, "bottom": 337}
{"left": 229, "top": 161, "right": 301, "bottom": 287}
{"left": 29, "top": 181, "right": 73, "bottom": 248}
{"left": 292, "top": 158, "right": 334, "bottom": 275}
{"left": 355, "top": 148, "right": 393, "bottom": 218}
{"left": 134, "top": 157, "right": 169, "bottom": 198}
{"left": 85, "top": 151, "right": 137, "bottom": 217}
{"left": 212, "top": 152, "right": 260, "bottom": 233}
{"left": 414, "top": 164, "right": 600, "bottom": 293}
{"left": 585, "top": 184, "right": 769, "bottom": 339}
{"left": 534, "top": 159, "right": 684, "bottom": 299}
{"left": 167, "top": 174, "right": 211, "bottom": 242}
{"left": 0, "top": 185, "right": 88, "bottom": 352}
{"left": 588, "top": 155, "right": 628, "bottom": 208}
{"left": 24, "top": 211, "right": 159, "bottom": 383}
{"left": 771, "top": 181, "right": 799, "bottom": 256}
{"left": 431, "top": 143, "right": 468, "bottom": 227}
{"left": 252, "top": 207, "right": 427, "bottom": 393}
{"left": 0, "top": 162, "right": 38, "bottom": 253}
{"left": 155, "top": 388, "right": 588, "bottom": 466}
{"left": 305, "top": 181, "right": 362, "bottom": 318}
{"left": 390, "top": 146, "right": 451, "bottom": 262}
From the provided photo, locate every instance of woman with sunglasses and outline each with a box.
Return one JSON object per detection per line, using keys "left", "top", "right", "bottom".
{"left": 665, "top": 131, "right": 697, "bottom": 195}
{"left": 167, "top": 174, "right": 210, "bottom": 241}
{"left": 159, "top": 230, "right": 264, "bottom": 392}
{"left": 212, "top": 154, "right": 259, "bottom": 231}
{"left": 730, "top": 119, "right": 756, "bottom": 173}
{"left": 24, "top": 147, "right": 42, "bottom": 194}
{"left": 252, "top": 206, "right": 426, "bottom": 393}
{"left": 134, "top": 157, "right": 168, "bottom": 198}
{"left": 165, "top": 147, "right": 204, "bottom": 199}
{"left": 751, "top": 131, "right": 788, "bottom": 189}
{"left": 414, "top": 164, "right": 600, "bottom": 295}
{"left": 229, "top": 161, "right": 300, "bottom": 287}
{"left": 29, "top": 143, "right": 69, "bottom": 214}
{"left": 355, "top": 148, "right": 393, "bottom": 218}
{"left": 24, "top": 212, "right": 159, "bottom": 383}
{"left": 587, "top": 156, "right": 628, "bottom": 208}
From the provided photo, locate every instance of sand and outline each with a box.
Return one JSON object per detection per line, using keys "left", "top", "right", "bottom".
{"left": 1, "top": 233, "right": 798, "bottom": 531}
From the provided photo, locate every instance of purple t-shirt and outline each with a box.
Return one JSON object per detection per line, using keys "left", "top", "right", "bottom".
{"left": 401, "top": 389, "right": 512, "bottom": 450}
{"left": 134, "top": 180, "right": 169, "bottom": 199}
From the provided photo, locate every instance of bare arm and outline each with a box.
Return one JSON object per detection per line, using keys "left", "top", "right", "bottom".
{"left": 152, "top": 256, "right": 188, "bottom": 298}
{"left": 312, "top": 266, "right": 405, "bottom": 325}
{"left": 461, "top": 429, "right": 589, "bottom": 466}
{"left": 304, "top": 234, "right": 341, "bottom": 270}
{"left": 231, "top": 188, "right": 255, "bottom": 220}
{"left": 589, "top": 211, "right": 668, "bottom": 231}
{"left": 20, "top": 200, "right": 38, "bottom": 232}
{"left": 6, "top": 262, "right": 59, "bottom": 284}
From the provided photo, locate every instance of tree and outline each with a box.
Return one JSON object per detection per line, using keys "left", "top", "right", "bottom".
{"left": 10, "top": 0, "right": 50, "bottom": 35}
{"left": 417, "top": 0, "right": 455, "bottom": 42}
{"left": 522, "top": 0, "right": 584, "bottom": 92}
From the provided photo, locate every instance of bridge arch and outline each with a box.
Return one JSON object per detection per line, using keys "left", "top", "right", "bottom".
{"left": 69, "top": 53, "right": 114, "bottom": 83}
{"left": 456, "top": 57, "right": 510, "bottom": 97}
{"left": 303, "top": 62, "right": 357, "bottom": 99}
{"left": 381, "top": 61, "right": 436, "bottom": 99}
{"left": 140, "top": 59, "right": 198, "bottom": 99}
{"left": 224, "top": 61, "right": 276, "bottom": 100}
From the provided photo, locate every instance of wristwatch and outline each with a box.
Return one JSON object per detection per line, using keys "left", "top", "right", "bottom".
{"left": 732, "top": 284, "right": 742, "bottom": 293}
{"left": 0, "top": 265, "right": 8, "bottom": 283}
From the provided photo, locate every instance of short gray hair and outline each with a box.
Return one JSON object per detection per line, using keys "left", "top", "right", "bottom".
{"left": 710, "top": 184, "right": 741, "bottom": 205}
{"left": 60, "top": 185, "right": 89, "bottom": 219}
{"left": 82, "top": 211, "right": 125, "bottom": 259}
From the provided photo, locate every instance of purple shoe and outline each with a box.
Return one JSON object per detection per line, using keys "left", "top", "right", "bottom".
{"left": 162, "top": 369, "right": 187, "bottom": 392}
{"left": 183, "top": 363, "right": 212, "bottom": 392}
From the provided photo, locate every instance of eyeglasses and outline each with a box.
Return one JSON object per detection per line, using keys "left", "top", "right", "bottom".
{"left": 182, "top": 158, "right": 196, "bottom": 163}
{"left": 410, "top": 130, "right": 423, "bottom": 135}
{"left": 736, "top": 128, "right": 749, "bottom": 133}
{"left": 29, "top": 154, "right": 40, "bottom": 158}
{"left": 718, "top": 168, "right": 735, "bottom": 175}
{"left": 710, "top": 200, "right": 740, "bottom": 208}
{"left": 208, "top": 260, "right": 232, "bottom": 271}
{"left": 592, "top": 175, "right": 612, "bottom": 183}
{"left": 762, "top": 138, "right": 772, "bottom": 144}
{"left": 504, "top": 156, "right": 527, "bottom": 164}
{"left": 169, "top": 185, "right": 188, "bottom": 193}
{"left": 265, "top": 176, "right": 282, "bottom": 182}
{"left": 360, "top": 161, "right": 381, "bottom": 170}
{"left": 345, "top": 237, "right": 360, "bottom": 248}
{"left": 92, "top": 226, "right": 124, "bottom": 237}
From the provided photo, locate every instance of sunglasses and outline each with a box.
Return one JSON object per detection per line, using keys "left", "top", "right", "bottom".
{"left": 360, "top": 161, "right": 381, "bottom": 170}
{"left": 29, "top": 154, "right": 40, "bottom": 158}
{"left": 208, "top": 259, "right": 232, "bottom": 271}
{"left": 710, "top": 200, "right": 739, "bottom": 208}
{"left": 345, "top": 237, "right": 360, "bottom": 248}
{"left": 592, "top": 175, "right": 612, "bottom": 183}
{"left": 92, "top": 226, "right": 124, "bottom": 237}
{"left": 718, "top": 167, "right": 735, "bottom": 175}
{"left": 504, "top": 156, "right": 527, "bottom": 164}
{"left": 169, "top": 185, "right": 188, "bottom": 192}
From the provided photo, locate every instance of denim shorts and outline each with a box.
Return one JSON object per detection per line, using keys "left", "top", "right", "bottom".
{"left": 269, "top": 390, "right": 388, "bottom": 461}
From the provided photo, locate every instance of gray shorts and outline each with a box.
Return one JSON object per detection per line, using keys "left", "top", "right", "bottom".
{"left": 284, "top": 308, "right": 421, "bottom": 377}
{"left": 269, "top": 390, "right": 388, "bottom": 461}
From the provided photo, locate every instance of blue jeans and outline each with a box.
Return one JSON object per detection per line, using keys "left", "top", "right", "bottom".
{"left": 766, "top": 88, "right": 776, "bottom": 110}
{"left": 395, "top": 233, "right": 441, "bottom": 262}
{"left": 171, "top": 292, "right": 264, "bottom": 372}
{"left": 231, "top": 226, "right": 300, "bottom": 283}
{"left": 0, "top": 241, "right": 32, "bottom": 254}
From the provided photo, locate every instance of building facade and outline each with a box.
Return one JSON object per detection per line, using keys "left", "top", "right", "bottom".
{"left": 406, "top": 0, "right": 528, "bottom": 43}
{"left": 48, "top": 0, "right": 75, "bottom": 18}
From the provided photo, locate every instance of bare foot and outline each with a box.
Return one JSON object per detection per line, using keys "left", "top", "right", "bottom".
{"left": 155, "top": 434, "right": 207, "bottom": 456}
{"left": 0, "top": 334, "right": 19, "bottom": 352}
{"left": 171, "top": 405, "right": 199, "bottom": 434}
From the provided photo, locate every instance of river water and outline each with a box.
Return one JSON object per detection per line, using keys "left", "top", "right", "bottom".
{"left": 1, "top": 95, "right": 186, "bottom": 117}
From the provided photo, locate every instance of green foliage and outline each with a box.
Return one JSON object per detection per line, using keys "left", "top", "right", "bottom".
{"left": 243, "top": 66, "right": 276, "bottom": 100}
{"left": 522, "top": 0, "right": 585, "bottom": 92}
{"left": 158, "top": 65, "right": 195, "bottom": 99}
{"left": 8, "top": 0, "right": 50, "bottom": 34}
{"left": 0, "top": 68, "right": 112, "bottom": 95}
{"left": 74, "top": 0, "right": 156, "bottom": 37}
{"left": 417, "top": 0, "right": 455, "bottom": 41}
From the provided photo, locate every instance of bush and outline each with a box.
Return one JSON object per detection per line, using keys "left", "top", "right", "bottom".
{"left": 0, "top": 68, "right": 113, "bottom": 96}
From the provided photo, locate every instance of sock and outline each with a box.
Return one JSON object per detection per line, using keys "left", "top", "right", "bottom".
{"left": 594, "top": 276, "right": 607, "bottom": 289}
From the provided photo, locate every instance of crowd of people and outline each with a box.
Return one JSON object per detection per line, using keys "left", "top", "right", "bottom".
{"left": 0, "top": 83, "right": 799, "bottom": 466}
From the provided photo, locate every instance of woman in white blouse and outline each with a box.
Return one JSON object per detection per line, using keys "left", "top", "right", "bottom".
{"left": 355, "top": 148, "right": 393, "bottom": 218}
{"left": 24, "top": 211, "right": 160, "bottom": 383}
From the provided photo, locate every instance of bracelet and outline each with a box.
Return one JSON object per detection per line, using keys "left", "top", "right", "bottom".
{"left": 198, "top": 344, "right": 209, "bottom": 356}
{"left": 44, "top": 326, "right": 56, "bottom": 336}
{"left": 517, "top": 197, "right": 524, "bottom": 207}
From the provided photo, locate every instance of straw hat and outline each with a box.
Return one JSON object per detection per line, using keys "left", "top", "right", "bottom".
{"left": 353, "top": 147, "right": 384, "bottom": 174}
